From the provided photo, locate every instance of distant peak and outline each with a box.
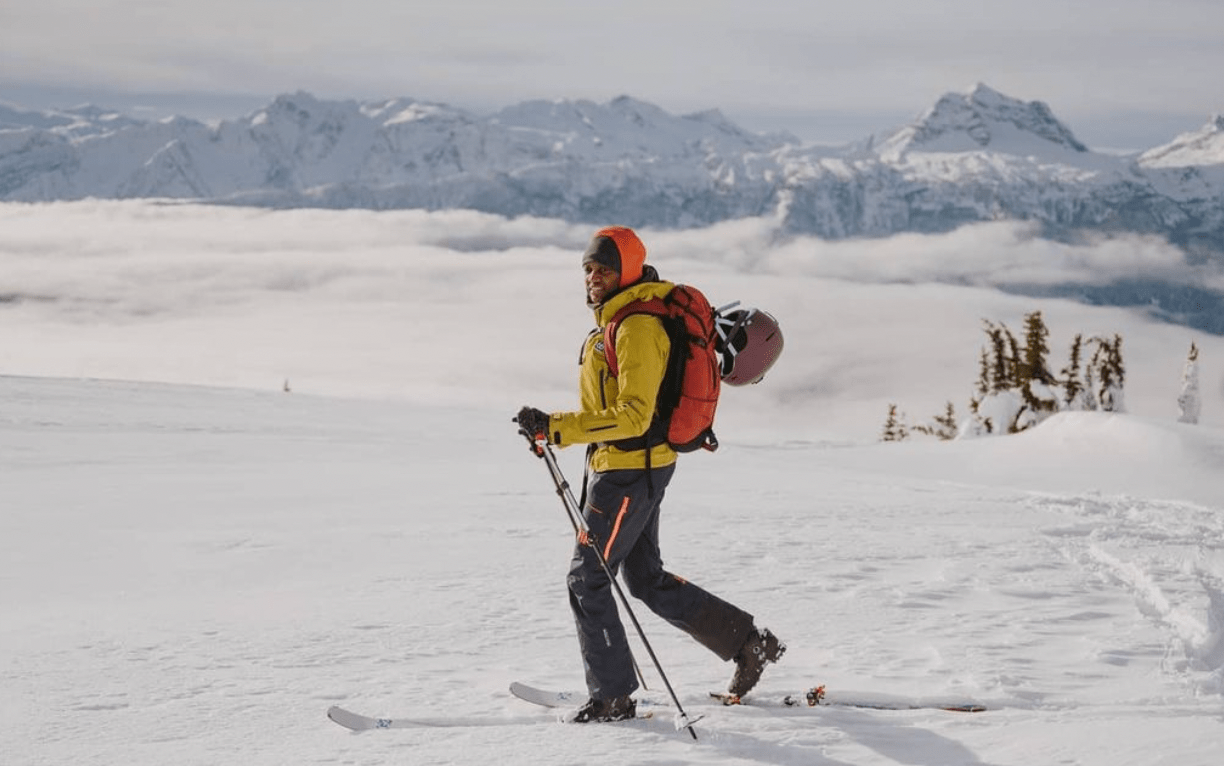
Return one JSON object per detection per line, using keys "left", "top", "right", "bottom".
{"left": 880, "top": 83, "right": 1088, "bottom": 158}
{"left": 607, "top": 94, "right": 661, "bottom": 115}
{"left": 683, "top": 107, "right": 738, "bottom": 131}
{"left": 1138, "top": 112, "right": 1224, "bottom": 168}
{"left": 270, "top": 91, "right": 320, "bottom": 107}
{"left": 686, "top": 107, "right": 727, "bottom": 122}
{"left": 966, "top": 82, "right": 1008, "bottom": 103}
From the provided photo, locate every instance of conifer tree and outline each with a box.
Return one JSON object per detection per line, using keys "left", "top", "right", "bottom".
{"left": 922, "top": 311, "right": 1131, "bottom": 441}
{"left": 912, "top": 401, "right": 960, "bottom": 441}
{"left": 1088, "top": 334, "right": 1126, "bottom": 413}
{"left": 1003, "top": 325, "right": 1023, "bottom": 389}
{"left": 1021, "top": 310, "right": 1054, "bottom": 385}
{"left": 932, "top": 401, "right": 959, "bottom": 440}
{"left": 982, "top": 321, "right": 1009, "bottom": 393}
{"left": 1059, "top": 333, "right": 1086, "bottom": 410}
{"left": 881, "top": 404, "right": 909, "bottom": 442}
{"left": 1014, "top": 311, "right": 1058, "bottom": 424}
{"left": 975, "top": 347, "right": 991, "bottom": 398}
{"left": 1107, "top": 334, "right": 1126, "bottom": 412}
{"left": 1178, "top": 342, "right": 1201, "bottom": 425}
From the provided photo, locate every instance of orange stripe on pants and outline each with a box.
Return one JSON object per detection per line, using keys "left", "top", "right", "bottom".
{"left": 603, "top": 497, "right": 631, "bottom": 561}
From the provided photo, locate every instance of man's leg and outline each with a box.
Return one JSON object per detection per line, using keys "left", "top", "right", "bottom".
{"left": 567, "top": 467, "right": 665, "bottom": 699}
{"left": 619, "top": 471, "right": 755, "bottom": 661}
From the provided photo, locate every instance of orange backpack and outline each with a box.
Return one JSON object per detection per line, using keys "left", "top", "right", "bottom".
{"left": 603, "top": 285, "right": 721, "bottom": 453}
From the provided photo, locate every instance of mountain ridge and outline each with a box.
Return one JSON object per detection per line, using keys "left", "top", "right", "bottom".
{"left": 2, "top": 84, "right": 1223, "bottom": 266}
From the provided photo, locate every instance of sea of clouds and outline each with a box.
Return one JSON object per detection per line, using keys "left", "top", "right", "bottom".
{"left": 2, "top": 200, "right": 1219, "bottom": 441}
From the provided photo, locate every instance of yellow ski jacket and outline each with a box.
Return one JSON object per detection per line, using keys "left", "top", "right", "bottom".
{"left": 548, "top": 280, "right": 678, "bottom": 472}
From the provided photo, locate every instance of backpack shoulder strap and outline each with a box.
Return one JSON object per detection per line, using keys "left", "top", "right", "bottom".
{"left": 603, "top": 297, "right": 668, "bottom": 377}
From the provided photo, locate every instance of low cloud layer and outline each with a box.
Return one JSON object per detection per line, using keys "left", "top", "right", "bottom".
{"left": 653, "top": 217, "right": 1222, "bottom": 290}
{"left": 1, "top": 200, "right": 1220, "bottom": 439}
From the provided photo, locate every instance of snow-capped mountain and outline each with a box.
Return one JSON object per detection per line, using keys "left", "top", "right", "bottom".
{"left": 2, "top": 84, "right": 1223, "bottom": 261}
{"left": 874, "top": 83, "right": 1088, "bottom": 160}
{"left": 1139, "top": 114, "right": 1224, "bottom": 168}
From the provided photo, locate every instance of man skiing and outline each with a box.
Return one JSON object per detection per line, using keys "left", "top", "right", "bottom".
{"left": 515, "top": 226, "right": 784, "bottom": 723}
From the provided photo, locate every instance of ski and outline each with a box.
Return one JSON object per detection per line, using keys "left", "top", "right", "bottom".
{"left": 510, "top": 681, "right": 986, "bottom": 717}
{"left": 509, "top": 681, "right": 584, "bottom": 708}
{"left": 328, "top": 705, "right": 432, "bottom": 730}
{"left": 508, "top": 682, "right": 692, "bottom": 729}
{"left": 326, "top": 705, "right": 538, "bottom": 731}
{"left": 711, "top": 685, "right": 988, "bottom": 713}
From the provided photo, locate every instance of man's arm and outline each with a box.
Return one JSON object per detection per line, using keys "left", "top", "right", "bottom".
{"left": 549, "top": 314, "right": 669, "bottom": 446}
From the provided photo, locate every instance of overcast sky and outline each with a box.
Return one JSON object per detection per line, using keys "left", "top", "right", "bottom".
{"left": 3, "top": 0, "right": 1222, "bottom": 150}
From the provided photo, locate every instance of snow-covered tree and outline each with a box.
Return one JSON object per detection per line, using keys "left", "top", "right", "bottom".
{"left": 963, "top": 390, "right": 1023, "bottom": 437}
{"left": 966, "top": 312, "right": 1063, "bottom": 435}
{"left": 1178, "top": 342, "right": 1201, "bottom": 425}
{"left": 1017, "top": 312, "right": 1058, "bottom": 426}
{"left": 911, "top": 312, "right": 1127, "bottom": 441}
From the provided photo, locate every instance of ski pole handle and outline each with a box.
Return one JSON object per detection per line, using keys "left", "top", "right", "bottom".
{"left": 511, "top": 417, "right": 547, "bottom": 457}
{"left": 513, "top": 408, "right": 551, "bottom": 457}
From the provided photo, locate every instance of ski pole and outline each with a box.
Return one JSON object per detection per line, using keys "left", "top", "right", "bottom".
{"left": 531, "top": 437, "right": 699, "bottom": 740}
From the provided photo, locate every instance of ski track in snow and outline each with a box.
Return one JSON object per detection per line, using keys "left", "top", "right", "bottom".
{"left": 1035, "top": 493, "right": 1224, "bottom": 694}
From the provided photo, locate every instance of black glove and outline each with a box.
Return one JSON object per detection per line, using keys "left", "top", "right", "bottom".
{"left": 513, "top": 406, "right": 551, "bottom": 450}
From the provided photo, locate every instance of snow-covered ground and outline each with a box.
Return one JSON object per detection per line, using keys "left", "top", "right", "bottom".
{"left": 3, "top": 201, "right": 1223, "bottom": 765}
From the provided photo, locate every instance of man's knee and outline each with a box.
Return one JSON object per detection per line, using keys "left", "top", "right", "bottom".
{"left": 623, "top": 567, "right": 678, "bottom": 601}
{"left": 568, "top": 554, "right": 608, "bottom": 600}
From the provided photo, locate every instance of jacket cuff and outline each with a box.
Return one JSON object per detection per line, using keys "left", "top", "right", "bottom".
{"left": 548, "top": 412, "right": 566, "bottom": 446}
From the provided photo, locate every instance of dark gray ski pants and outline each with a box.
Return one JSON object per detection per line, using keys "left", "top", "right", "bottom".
{"left": 568, "top": 463, "right": 755, "bottom": 699}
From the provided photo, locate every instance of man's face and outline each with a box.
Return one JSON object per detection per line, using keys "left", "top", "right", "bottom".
{"left": 584, "top": 262, "right": 620, "bottom": 305}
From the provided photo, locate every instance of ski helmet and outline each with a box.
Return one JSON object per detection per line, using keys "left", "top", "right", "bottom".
{"left": 716, "top": 308, "right": 784, "bottom": 386}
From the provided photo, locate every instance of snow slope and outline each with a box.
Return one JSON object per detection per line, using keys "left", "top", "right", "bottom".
{"left": 2, "top": 200, "right": 1223, "bottom": 765}
{"left": 2, "top": 378, "right": 1222, "bottom": 766}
